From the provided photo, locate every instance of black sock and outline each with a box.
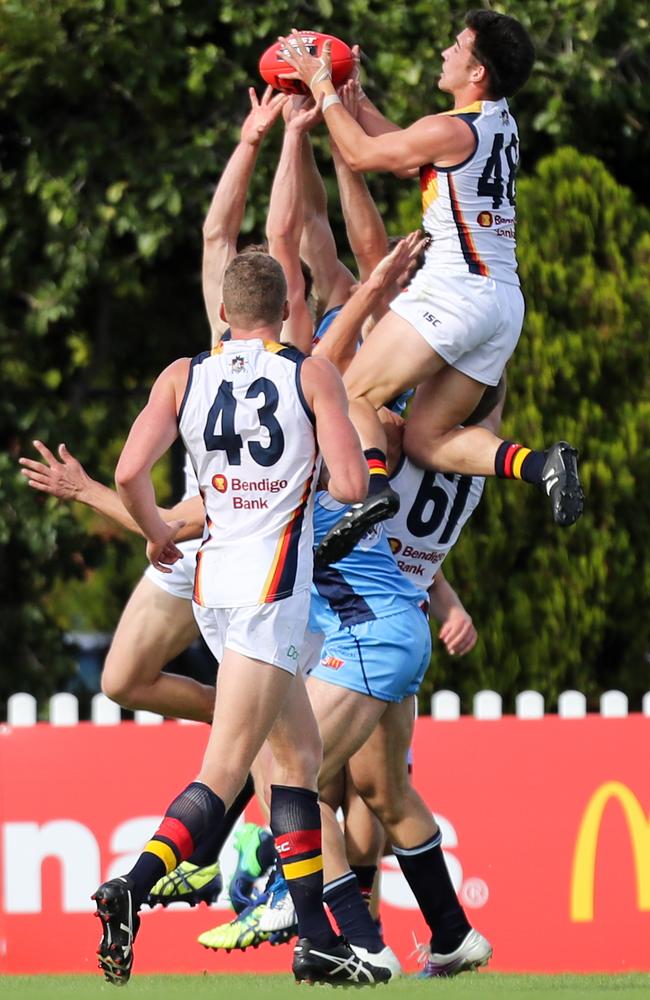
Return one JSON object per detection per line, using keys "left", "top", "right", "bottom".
{"left": 350, "top": 864, "right": 377, "bottom": 907}
{"left": 393, "top": 831, "right": 471, "bottom": 954}
{"left": 364, "top": 448, "right": 390, "bottom": 496}
{"left": 127, "top": 781, "right": 225, "bottom": 909}
{"left": 201, "top": 773, "right": 255, "bottom": 862}
{"left": 323, "top": 872, "right": 384, "bottom": 952}
{"left": 270, "top": 784, "right": 338, "bottom": 949}
{"left": 257, "top": 831, "right": 277, "bottom": 873}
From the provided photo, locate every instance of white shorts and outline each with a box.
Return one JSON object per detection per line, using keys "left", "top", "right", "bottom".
{"left": 193, "top": 589, "right": 311, "bottom": 675}
{"left": 144, "top": 537, "right": 201, "bottom": 601}
{"left": 390, "top": 268, "right": 524, "bottom": 386}
{"left": 299, "top": 627, "right": 325, "bottom": 677}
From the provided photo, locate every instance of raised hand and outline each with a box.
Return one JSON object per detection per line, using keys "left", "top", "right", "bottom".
{"left": 369, "top": 231, "right": 425, "bottom": 292}
{"left": 240, "top": 85, "right": 288, "bottom": 146}
{"left": 283, "top": 93, "right": 323, "bottom": 132}
{"left": 277, "top": 29, "right": 332, "bottom": 94}
{"left": 19, "top": 440, "right": 92, "bottom": 501}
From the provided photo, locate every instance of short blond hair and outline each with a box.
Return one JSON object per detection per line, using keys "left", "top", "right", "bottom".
{"left": 222, "top": 253, "right": 287, "bottom": 328}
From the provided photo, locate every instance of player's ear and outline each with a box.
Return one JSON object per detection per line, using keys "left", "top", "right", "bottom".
{"left": 283, "top": 300, "right": 290, "bottom": 320}
{"left": 471, "top": 61, "right": 487, "bottom": 86}
{"left": 219, "top": 302, "right": 227, "bottom": 322}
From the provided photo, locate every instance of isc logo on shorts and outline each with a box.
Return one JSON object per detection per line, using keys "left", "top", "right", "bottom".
{"left": 321, "top": 655, "right": 344, "bottom": 670}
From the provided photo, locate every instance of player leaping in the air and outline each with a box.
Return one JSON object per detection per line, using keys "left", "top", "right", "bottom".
{"left": 279, "top": 10, "right": 584, "bottom": 564}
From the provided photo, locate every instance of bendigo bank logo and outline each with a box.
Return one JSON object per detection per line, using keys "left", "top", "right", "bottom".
{"left": 477, "top": 211, "right": 493, "bottom": 228}
{"left": 212, "top": 474, "right": 228, "bottom": 493}
{"left": 570, "top": 781, "right": 650, "bottom": 922}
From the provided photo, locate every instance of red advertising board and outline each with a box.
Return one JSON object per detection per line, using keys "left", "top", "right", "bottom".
{"left": 1, "top": 716, "right": 648, "bottom": 975}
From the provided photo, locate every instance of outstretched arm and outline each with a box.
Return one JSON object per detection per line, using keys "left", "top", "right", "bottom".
{"left": 299, "top": 134, "right": 355, "bottom": 315}
{"left": 19, "top": 440, "right": 205, "bottom": 544}
{"left": 266, "top": 97, "right": 323, "bottom": 354}
{"left": 330, "top": 137, "right": 388, "bottom": 283}
{"left": 278, "top": 32, "right": 474, "bottom": 173}
{"left": 313, "top": 233, "right": 422, "bottom": 373}
{"left": 203, "top": 87, "right": 287, "bottom": 342}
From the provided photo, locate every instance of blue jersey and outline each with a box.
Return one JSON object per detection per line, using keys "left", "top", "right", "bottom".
{"left": 312, "top": 305, "right": 343, "bottom": 346}
{"left": 310, "top": 491, "right": 424, "bottom": 637}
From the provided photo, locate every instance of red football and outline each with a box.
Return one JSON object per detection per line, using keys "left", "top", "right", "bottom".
{"left": 259, "top": 32, "right": 354, "bottom": 95}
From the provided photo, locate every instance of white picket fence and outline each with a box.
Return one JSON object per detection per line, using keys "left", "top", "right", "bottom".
{"left": 4, "top": 689, "right": 650, "bottom": 726}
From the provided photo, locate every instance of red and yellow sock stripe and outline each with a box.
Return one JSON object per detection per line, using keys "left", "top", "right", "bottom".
{"left": 275, "top": 829, "right": 323, "bottom": 880}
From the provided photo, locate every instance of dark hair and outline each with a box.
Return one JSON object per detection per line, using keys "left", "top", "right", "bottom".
{"left": 222, "top": 252, "right": 287, "bottom": 327}
{"left": 387, "top": 234, "right": 429, "bottom": 278}
{"left": 465, "top": 10, "right": 535, "bottom": 98}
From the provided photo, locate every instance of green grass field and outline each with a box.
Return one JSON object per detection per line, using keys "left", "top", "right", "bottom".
{"left": 4, "top": 975, "right": 650, "bottom": 1000}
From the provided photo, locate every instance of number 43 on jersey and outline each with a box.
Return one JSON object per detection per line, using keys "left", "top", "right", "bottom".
{"left": 203, "top": 378, "right": 285, "bottom": 467}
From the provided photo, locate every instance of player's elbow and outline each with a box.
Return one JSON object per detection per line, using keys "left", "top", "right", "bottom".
{"left": 344, "top": 152, "right": 367, "bottom": 173}
{"left": 267, "top": 229, "right": 298, "bottom": 257}
{"left": 202, "top": 225, "right": 229, "bottom": 247}
{"left": 114, "top": 457, "right": 142, "bottom": 493}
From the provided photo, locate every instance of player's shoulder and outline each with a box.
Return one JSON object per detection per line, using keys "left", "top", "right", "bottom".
{"left": 156, "top": 355, "right": 193, "bottom": 389}
{"left": 300, "top": 354, "right": 341, "bottom": 391}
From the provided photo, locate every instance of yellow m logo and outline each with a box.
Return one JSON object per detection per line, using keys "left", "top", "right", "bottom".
{"left": 570, "top": 781, "right": 650, "bottom": 922}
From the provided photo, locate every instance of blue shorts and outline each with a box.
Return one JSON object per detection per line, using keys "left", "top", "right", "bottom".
{"left": 310, "top": 606, "right": 431, "bottom": 703}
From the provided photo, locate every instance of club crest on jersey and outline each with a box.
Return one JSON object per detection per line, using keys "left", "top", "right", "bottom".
{"left": 477, "top": 211, "right": 493, "bottom": 227}
{"left": 229, "top": 354, "right": 248, "bottom": 375}
{"left": 212, "top": 474, "right": 228, "bottom": 493}
{"left": 320, "top": 654, "right": 344, "bottom": 670}
{"left": 388, "top": 537, "right": 402, "bottom": 555}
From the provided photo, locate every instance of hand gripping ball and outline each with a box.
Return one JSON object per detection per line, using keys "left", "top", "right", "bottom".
{"left": 259, "top": 32, "right": 354, "bottom": 95}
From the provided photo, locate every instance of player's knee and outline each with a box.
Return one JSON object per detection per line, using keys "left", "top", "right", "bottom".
{"left": 274, "top": 733, "right": 323, "bottom": 790}
{"left": 402, "top": 421, "right": 431, "bottom": 467}
{"left": 100, "top": 663, "right": 144, "bottom": 709}
{"left": 355, "top": 779, "right": 405, "bottom": 830}
{"left": 367, "top": 795, "right": 405, "bottom": 830}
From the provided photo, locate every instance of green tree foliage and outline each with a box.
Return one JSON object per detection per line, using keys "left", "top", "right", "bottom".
{"left": 0, "top": 1, "right": 648, "bottom": 708}
{"left": 418, "top": 149, "right": 650, "bottom": 711}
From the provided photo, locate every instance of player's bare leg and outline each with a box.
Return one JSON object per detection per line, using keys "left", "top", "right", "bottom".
{"left": 348, "top": 702, "right": 492, "bottom": 975}
{"left": 404, "top": 366, "right": 584, "bottom": 522}
{"left": 196, "top": 649, "right": 300, "bottom": 803}
{"left": 343, "top": 312, "right": 447, "bottom": 448}
{"left": 344, "top": 771, "right": 385, "bottom": 875}
{"left": 317, "top": 310, "right": 583, "bottom": 566}
{"left": 316, "top": 772, "right": 401, "bottom": 978}
{"left": 348, "top": 700, "right": 437, "bottom": 847}
{"left": 101, "top": 576, "right": 215, "bottom": 722}
{"left": 404, "top": 366, "right": 493, "bottom": 473}
{"left": 316, "top": 314, "right": 453, "bottom": 566}
{"left": 342, "top": 780, "right": 384, "bottom": 919}
{"left": 306, "top": 676, "right": 389, "bottom": 787}
{"left": 300, "top": 677, "right": 401, "bottom": 975}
